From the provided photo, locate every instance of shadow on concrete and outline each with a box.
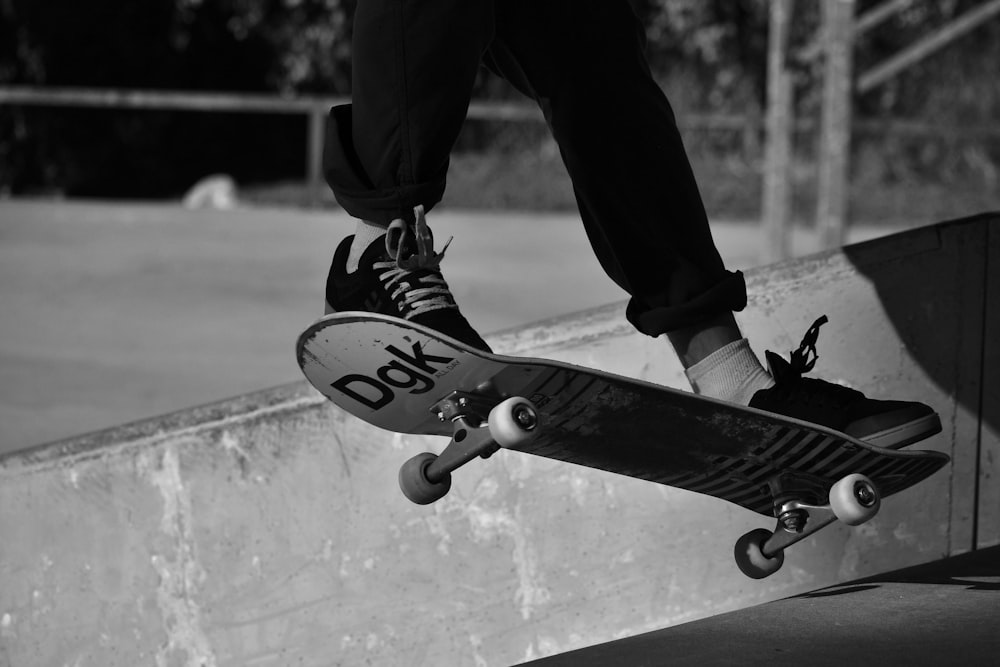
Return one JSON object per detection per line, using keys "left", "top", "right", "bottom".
{"left": 841, "top": 212, "right": 998, "bottom": 550}
{"left": 521, "top": 546, "right": 1000, "bottom": 666}
{"left": 795, "top": 584, "right": 881, "bottom": 598}
{"left": 798, "top": 544, "right": 1000, "bottom": 596}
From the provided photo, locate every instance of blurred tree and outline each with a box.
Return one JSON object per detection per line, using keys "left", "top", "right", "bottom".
{"left": 0, "top": 0, "right": 354, "bottom": 91}
{"left": 635, "top": 0, "right": 771, "bottom": 111}
{"left": 0, "top": 0, "right": 357, "bottom": 195}
{"left": 0, "top": 0, "right": 996, "bottom": 197}
{"left": 851, "top": 0, "right": 1000, "bottom": 185}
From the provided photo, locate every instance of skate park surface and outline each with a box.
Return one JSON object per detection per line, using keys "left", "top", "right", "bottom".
{"left": 0, "top": 204, "right": 997, "bottom": 665}
{"left": 0, "top": 200, "right": 903, "bottom": 454}
{"left": 523, "top": 545, "right": 1000, "bottom": 666}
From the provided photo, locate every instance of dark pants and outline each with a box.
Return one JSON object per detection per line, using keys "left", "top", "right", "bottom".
{"left": 322, "top": 0, "right": 747, "bottom": 336}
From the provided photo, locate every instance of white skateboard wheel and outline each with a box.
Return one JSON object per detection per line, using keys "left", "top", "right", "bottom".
{"left": 829, "top": 473, "right": 880, "bottom": 526}
{"left": 488, "top": 397, "right": 539, "bottom": 449}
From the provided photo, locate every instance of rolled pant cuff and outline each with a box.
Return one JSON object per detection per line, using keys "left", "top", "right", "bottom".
{"left": 330, "top": 183, "right": 445, "bottom": 226}
{"left": 626, "top": 270, "right": 748, "bottom": 337}
{"left": 322, "top": 104, "right": 445, "bottom": 224}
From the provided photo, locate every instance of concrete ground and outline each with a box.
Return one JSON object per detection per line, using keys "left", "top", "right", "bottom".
{"left": 522, "top": 545, "right": 1000, "bottom": 666}
{"left": 1, "top": 213, "right": 994, "bottom": 666}
{"left": 0, "top": 200, "right": 899, "bottom": 453}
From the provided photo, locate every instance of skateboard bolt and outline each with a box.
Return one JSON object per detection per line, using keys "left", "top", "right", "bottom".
{"left": 854, "top": 481, "right": 877, "bottom": 507}
{"left": 513, "top": 404, "right": 538, "bottom": 431}
{"left": 779, "top": 509, "right": 808, "bottom": 533}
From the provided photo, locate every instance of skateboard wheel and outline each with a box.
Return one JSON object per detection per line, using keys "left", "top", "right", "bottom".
{"left": 398, "top": 452, "right": 452, "bottom": 505}
{"left": 734, "top": 528, "right": 784, "bottom": 579}
{"left": 488, "top": 397, "right": 540, "bottom": 449}
{"left": 829, "top": 473, "right": 880, "bottom": 526}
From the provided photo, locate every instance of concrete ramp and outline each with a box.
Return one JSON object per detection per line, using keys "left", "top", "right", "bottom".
{"left": 1, "top": 213, "right": 997, "bottom": 666}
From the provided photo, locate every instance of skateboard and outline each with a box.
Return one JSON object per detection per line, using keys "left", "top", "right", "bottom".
{"left": 296, "top": 312, "right": 950, "bottom": 579}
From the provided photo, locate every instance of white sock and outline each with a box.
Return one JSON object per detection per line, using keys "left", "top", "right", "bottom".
{"left": 346, "top": 219, "right": 387, "bottom": 273}
{"left": 684, "top": 338, "right": 775, "bottom": 405}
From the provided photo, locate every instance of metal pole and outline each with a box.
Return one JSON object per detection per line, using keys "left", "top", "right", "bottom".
{"left": 817, "top": 0, "right": 856, "bottom": 250}
{"left": 307, "top": 105, "right": 326, "bottom": 208}
{"left": 762, "top": 0, "right": 794, "bottom": 263}
{"left": 858, "top": 0, "right": 1000, "bottom": 93}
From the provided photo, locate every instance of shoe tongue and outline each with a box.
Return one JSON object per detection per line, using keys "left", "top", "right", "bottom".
{"left": 363, "top": 235, "right": 394, "bottom": 264}
{"left": 385, "top": 209, "right": 449, "bottom": 271}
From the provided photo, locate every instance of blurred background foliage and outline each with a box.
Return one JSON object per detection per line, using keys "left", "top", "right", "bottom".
{"left": 1, "top": 0, "right": 998, "bottom": 219}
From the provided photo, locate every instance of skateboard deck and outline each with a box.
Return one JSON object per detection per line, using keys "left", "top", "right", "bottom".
{"left": 297, "top": 312, "right": 950, "bottom": 578}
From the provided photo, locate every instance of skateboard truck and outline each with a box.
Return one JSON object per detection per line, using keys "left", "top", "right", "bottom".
{"left": 735, "top": 473, "right": 882, "bottom": 578}
{"left": 398, "top": 394, "right": 540, "bottom": 505}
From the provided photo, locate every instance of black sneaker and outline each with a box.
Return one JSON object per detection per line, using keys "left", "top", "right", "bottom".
{"left": 324, "top": 206, "right": 492, "bottom": 353}
{"left": 749, "top": 316, "right": 942, "bottom": 448}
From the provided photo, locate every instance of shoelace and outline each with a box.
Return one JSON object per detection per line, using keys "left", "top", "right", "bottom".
{"left": 376, "top": 205, "right": 458, "bottom": 318}
{"left": 770, "top": 315, "right": 860, "bottom": 408}
{"left": 385, "top": 205, "right": 452, "bottom": 270}
{"left": 788, "top": 315, "right": 829, "bottom": 374}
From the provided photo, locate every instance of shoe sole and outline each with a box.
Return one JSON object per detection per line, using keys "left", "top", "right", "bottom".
{"left": 850, "top": 412, "right": 943, "bottom": 450}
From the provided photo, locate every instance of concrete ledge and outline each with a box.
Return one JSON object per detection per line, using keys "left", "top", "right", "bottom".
{"left": 1, "top": 213, "right": 996, "bottom": 666}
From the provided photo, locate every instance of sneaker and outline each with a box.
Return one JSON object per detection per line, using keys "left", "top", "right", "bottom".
{"left": 324, "top": 205, "right": 492, "bottom": 353}
{"left": 748, "top": 316, "right": 942, "bottom": 448}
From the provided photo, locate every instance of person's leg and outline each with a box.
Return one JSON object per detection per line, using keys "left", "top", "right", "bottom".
{"left": 324, "top": 0, "right": 495, "bottom": 225}
{"left": 486, "top": 0, "right": 766, "bottom": 396}
{"left": 485, "top": 0, "right": 939, "bottom": 446}
{"left": 489, "top": 1, "right": 745, "bottom": 340}
{"left": 664, "top": 312, "right": 770, "bottom": 406}
{"left": 666, "top": 311, "right": 742, "bottom": 368}
{"left": 319, "top": 0, "right": 495, "bottom": 351}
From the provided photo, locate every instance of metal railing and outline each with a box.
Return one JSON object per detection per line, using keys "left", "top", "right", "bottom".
{"left": 2, "top": 85, "right": 996, "bottom": 208}
{"left": 0, "top": 85, "right": 761, "bottom": 205}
